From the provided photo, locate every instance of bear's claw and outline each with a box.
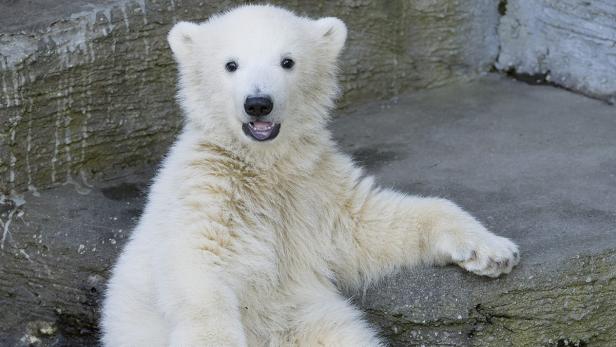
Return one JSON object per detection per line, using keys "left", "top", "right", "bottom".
{"left": 456, "top": 234, "right": 520, "bottom": 278}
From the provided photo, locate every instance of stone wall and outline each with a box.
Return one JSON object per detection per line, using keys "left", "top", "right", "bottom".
{"left": 0, "top": 0, "right": 499, "bottom": 196}
{"left": 496, "top": 0, "right": 616, "bottom": 103}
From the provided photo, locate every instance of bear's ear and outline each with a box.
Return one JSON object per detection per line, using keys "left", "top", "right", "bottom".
{"left": 168, "top": 21, "right": 202, "bottom": 61}
{"left": 315, "top": 17, "right": 348, "bottom": 57}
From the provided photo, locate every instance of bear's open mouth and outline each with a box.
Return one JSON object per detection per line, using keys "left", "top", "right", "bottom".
{"left": 242, "top": 121, "right": 281, "bottom": 141}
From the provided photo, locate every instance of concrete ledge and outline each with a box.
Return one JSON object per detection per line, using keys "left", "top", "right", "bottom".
{"left": 334, "top": 76, "right": 616, "bottom": 346}
{"left": 1, "top": 76, "right": 615, "bottom": 346}
{"left": 363, "top": 251, "right": 615, "bottom": 346}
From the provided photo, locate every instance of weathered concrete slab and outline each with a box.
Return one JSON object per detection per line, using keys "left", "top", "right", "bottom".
{"left": 496, "top": 0, "right": 616, "bottom": 104}
{"left": 0, "top": 0, "right": 499, "bottom": 195}
{"left": 333, "top": 75, "right": 616, "bottom": 346}
{"left": 1, "top": 76, "right": 615, "bottom": 346}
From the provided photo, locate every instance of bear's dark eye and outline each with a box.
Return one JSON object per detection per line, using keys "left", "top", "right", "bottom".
{"left": 225, "top": 61, "right": 238, "bottom": 72}
{"left": 281, "top": 58, "right": 295, "bottom": 70}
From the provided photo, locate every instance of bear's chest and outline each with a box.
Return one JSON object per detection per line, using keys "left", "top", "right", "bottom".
{"left": 223, "top": 175, "right": 337, "bottom": 306}
{"left": 227, "top": 174, "right": 331, "bottom": 269}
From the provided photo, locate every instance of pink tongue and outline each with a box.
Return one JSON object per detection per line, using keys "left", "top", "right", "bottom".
{"left": 253, "top": 121, "right": 272, "bottom": 131}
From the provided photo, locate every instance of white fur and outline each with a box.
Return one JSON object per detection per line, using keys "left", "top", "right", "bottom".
{"left": 101, "top": 5, "right": 519, "bottom": 346}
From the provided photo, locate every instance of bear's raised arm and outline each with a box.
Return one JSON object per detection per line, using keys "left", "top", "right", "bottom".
{"left": 329, "top": 161, "right": 519, "bottom": 289}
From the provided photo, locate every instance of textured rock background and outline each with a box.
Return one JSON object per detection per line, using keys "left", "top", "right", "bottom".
{"left": 0, "top": 0, "right": 499, "bottom": 195}
{"left": 496, "top": 0, "right": 616, "bottom": 103}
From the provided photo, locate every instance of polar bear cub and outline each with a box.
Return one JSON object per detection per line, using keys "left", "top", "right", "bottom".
{"left": 101, "top": 5, "right": 519, "bottom": 347}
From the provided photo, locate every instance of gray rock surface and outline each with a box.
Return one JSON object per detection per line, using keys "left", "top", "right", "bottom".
{"left": 2, "top": 76, "right": 615, "bottom": 346}
{"left": 496, "top": 0, "right": 616, "bottom": 104}
{"left": 0, "top": 0, "right": 499, "bottom": 195}
{"left": 334, "top": 76, "right": 616, "bottom": 346}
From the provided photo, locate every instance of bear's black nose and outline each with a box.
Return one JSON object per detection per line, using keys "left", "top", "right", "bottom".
{"left": 244, "top": 96, "right": 273, "bottom": 117}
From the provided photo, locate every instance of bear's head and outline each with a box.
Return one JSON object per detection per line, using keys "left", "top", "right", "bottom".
{"left": 168, "top": 5, "right": 347, "bottom": 147}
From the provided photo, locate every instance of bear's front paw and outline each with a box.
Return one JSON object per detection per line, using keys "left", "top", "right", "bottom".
{"left": 454, "top": 233, "right": 520, "bottom": 278}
